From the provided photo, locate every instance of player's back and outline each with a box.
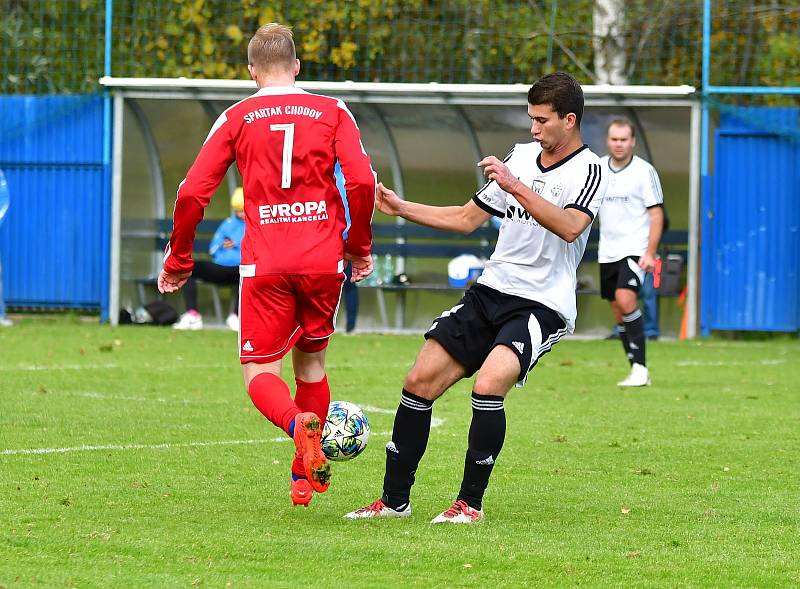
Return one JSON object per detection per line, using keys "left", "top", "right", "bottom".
{"left": 225, "top": 87, "right": 373, "bottom": 276}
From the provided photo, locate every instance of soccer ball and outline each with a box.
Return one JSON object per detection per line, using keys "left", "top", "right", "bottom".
{"left": 322, "top": 401, "right": 370, "bottom": 461}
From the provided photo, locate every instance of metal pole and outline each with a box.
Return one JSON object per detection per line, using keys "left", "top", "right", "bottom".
{"left": 102, "top": 0, "right": 114, "bottom": 321}
{"left": 687, "top": 100, "right": 701, "bottom": 339}
{"left": 109, "top": 94, "right": 124, "bottom": 326}
{"left": 699, "top": 0, "right": 711, "bottom": 335}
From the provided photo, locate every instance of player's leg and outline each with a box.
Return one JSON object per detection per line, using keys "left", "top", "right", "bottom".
{"left": 601, "top": 261, "right": 631, "bottom": 363}
{"left": 286, "top": 273, "right": 350, "bottom": 496}
{"left": 615, "top": 257, "right": 650, "bottom": 386}
{"left": 345, "top": 338, "right": 467, "bottom": 519}
{"left": 434, "top": 306, "right": 566, "bottom": 524}
{"left": 289, "top": 347, "right": 329, "bottom": 498}
{"left": 291, "top": 272, "right": 343, "bottom": 427}
{"left": 240, "top": 274, "right": 329, "bottom": 496}
{"left": 347, "top": 288, "right": 490, "bottom": 520}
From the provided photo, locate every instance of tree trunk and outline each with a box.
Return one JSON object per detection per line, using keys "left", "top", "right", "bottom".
{"left": 593, "top": 0, "right": 627, "bottom": 84}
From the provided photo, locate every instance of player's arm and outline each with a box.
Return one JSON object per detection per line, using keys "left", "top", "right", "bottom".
{"left": 159, "top": 114, "right": 235, "bottom": 293}
{"left": 478, "top": 155, "right": 591, "bottom": 242}
{"left": 376, "top": 182, "right": 491, "bottom": 235}
{"left": 639, "top": 206, "right": 664, "bottom": 271}
{"left": 334, "top": 100, "right": 376, "bottom": 260}
{"left": 638, "top": 164, "right": 665, "bottom": 271}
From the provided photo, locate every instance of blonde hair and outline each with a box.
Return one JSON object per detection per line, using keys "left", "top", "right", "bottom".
{"left": 247, "top": 23, "right": 296, "bottom": 73}
{"left": 230, "top": 187, "right": 244, "bottom": 212}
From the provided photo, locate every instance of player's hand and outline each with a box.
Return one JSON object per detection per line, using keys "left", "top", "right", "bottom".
{"left": 376, "top": 183, "right": 403, "bottom": 217}
{"left": 157, "top": 269, "right": 192, "bottom": 293}
{"left": 222, "top": 238, "right": 234, "bottom": 249}
{"left": 638, "top": 253, "right": 657, "bottom": 273}
{"left": 345, "top": 254, "right": 373, "bottom": 283}
{"left": 478, "top": 156, "right": 523, "bottom": 194}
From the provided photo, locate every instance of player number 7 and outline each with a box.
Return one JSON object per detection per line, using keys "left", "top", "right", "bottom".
{"left": 270, "top": 123, "right": 294, "bottom": 189}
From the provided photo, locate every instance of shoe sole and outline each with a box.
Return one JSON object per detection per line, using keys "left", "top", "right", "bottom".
{"left": 294, "top": 415, "right": 331, "bottom": 493}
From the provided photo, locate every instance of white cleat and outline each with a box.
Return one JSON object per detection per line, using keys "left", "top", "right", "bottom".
{"left": 344, "top": 499, "right": 411, "bottom": 520}
{"left": 225, "top": 313, "right": 239, "bottom": 332}
{"left": 431, "top": 499, "right": 484, "bottom": 524}
{"left": 617, "top": 363, "right": 651, "bottom": 387}
{"left": 173, "top": 310, "right": 203, "bottom": 330}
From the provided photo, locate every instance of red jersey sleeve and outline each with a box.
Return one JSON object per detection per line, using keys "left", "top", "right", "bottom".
{"left": 163, "top": 113, "right": 236, "bottom": 274}
{"left": 334, "top": 100, "right": 375, "bottom": 259}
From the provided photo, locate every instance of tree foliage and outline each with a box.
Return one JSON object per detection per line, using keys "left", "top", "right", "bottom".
{"left": 1, "top": 0, "right": 798, "bottom": 95}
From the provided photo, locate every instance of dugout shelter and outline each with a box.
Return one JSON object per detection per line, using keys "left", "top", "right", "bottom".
{"left": 100, "top": 78, "right": 699, "bottom": 336}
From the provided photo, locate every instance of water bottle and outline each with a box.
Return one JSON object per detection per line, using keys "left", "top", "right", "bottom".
{"left": 384, "top": 254, "right": 393, "bottom": 284}
{"left": 365, "top": 254, "right": 380, "bottom": 286}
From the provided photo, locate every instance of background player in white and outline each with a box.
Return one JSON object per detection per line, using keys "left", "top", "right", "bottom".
{"left": 346, "top": 72, "right": 607, "bottom": 524}
{"left": 158, "top": 23, "right": 376, "bottom": 507}
{"left": 598, "top": 117, "right": 664, "bottom": 387}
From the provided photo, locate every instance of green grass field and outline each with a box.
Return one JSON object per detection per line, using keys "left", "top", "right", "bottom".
{"left": 1, "top": 318, "right": 798, "bottom": 588}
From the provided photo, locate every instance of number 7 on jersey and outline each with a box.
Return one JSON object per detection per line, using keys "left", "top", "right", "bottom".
{"left": 270, "top": 123, "right": 294, "bottom": 188}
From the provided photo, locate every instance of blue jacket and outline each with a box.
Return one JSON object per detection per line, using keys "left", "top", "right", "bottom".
{"left": 209, "top": 215, "right": 245, "bottom": 267}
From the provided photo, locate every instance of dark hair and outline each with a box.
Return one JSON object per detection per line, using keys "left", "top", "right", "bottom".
{"left": 607, "top": 117, "right": 636, "bottom": 138}
{"left": 527, "top": 72, "right": 584, "bottom": 126}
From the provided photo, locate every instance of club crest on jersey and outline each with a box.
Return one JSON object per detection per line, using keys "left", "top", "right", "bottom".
{"left": 532, "top": 179, "right": 546, "bottom": 194}
{"left": 549, "top": 183, "right": 565, "bottom": 198}
{"left": 259, "top": 200, "right": 329, "bottom": 225}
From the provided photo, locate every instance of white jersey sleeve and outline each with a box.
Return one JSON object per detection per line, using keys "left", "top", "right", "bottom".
{"left": 471, "top": 147, "right": 516, "bottom": 218}
{"left": 641, "top": 161, "right": 664, "bottom": 208}
{"left": 563, "top": 160, "right": 605, "bottom": 221}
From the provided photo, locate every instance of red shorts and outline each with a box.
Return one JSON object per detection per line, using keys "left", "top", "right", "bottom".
{"left": 239, "top": 273, "right": 345, "bottom": 364}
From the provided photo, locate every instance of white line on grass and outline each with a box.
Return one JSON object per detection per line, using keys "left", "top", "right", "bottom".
{"left": 8, "top": 362, "right": 234, "bottom": 372}
{"left": 72, "top": 391, "right": 228, "bottom": 405}
{"left": 674, "top": 359, "right": 786, "bottom": 367}
{"left": 7, "top": 362, "right": 410, "bottom": 372}
{"left": 1, "top": 439, "right": 272, "bottom": 457}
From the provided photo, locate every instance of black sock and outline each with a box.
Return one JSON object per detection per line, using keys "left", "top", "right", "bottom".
{"left": 381, "top": 390, "right": 433, "bottom": 509}
{"left": 623, "top": 309, "right": 646, "bottom": 366}
{"left": 617, "top": 323, "right": 633, "bottom": 366}
{"left": 457, "top": 392, "right": 506, "bottom": 511}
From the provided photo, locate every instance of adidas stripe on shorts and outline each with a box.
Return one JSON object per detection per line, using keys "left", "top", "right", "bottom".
{"left": 599, "top": 256, "right": 646, "bottom": 301}
{"left": 424, "top": 283, "right": 568, "bottom": 386}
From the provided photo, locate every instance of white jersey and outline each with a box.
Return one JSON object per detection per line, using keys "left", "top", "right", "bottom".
{"left": 597, "top": 155, "right": 663, "bottom": 263}
{"left": 473, "top": 142, "right": 607, "bottom": 332}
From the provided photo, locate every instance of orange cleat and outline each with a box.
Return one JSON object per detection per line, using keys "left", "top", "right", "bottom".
{"left": 291, "top": 478, "right": 313, "bottom": 506}
{"left": 293, "top": 412, "right": 331, "bottom": 493}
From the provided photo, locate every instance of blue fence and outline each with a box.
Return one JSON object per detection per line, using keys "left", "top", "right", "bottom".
{"left": 0, "top": 95, "right": 109, "bottom": 314}
{"left": 703, "top": 108, "right": 800, "bottom": 332}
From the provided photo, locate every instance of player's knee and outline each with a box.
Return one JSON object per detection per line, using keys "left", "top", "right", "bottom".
{"left": 473, "top": 372, "right": 516, "bottom": 396}
{"left": 614, "top": 291, "right": 637, "bottom": 313}
{"left": 403, "top": 369, "right": 441, "bottom": 401}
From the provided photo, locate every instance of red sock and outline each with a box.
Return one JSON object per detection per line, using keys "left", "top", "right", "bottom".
{"left": 247, "top": 372, "right": 300, "bottom": 436}
{"left": 294, "top": 375, "right": 331, "bottom": 422}
{"left": 292, "top": 375, "right": 330, "bottom": 477}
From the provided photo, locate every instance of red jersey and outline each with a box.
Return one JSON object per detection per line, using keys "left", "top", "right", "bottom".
{"left": 164, "top": 86, "right": 375, "bottom": 277}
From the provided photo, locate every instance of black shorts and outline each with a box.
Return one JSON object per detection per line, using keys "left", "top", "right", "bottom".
{"left": 424, "top": 283, "right": 568, "bottom": 386}
{"left": 600, "top": 256, "right": 645, "bottom": 301}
